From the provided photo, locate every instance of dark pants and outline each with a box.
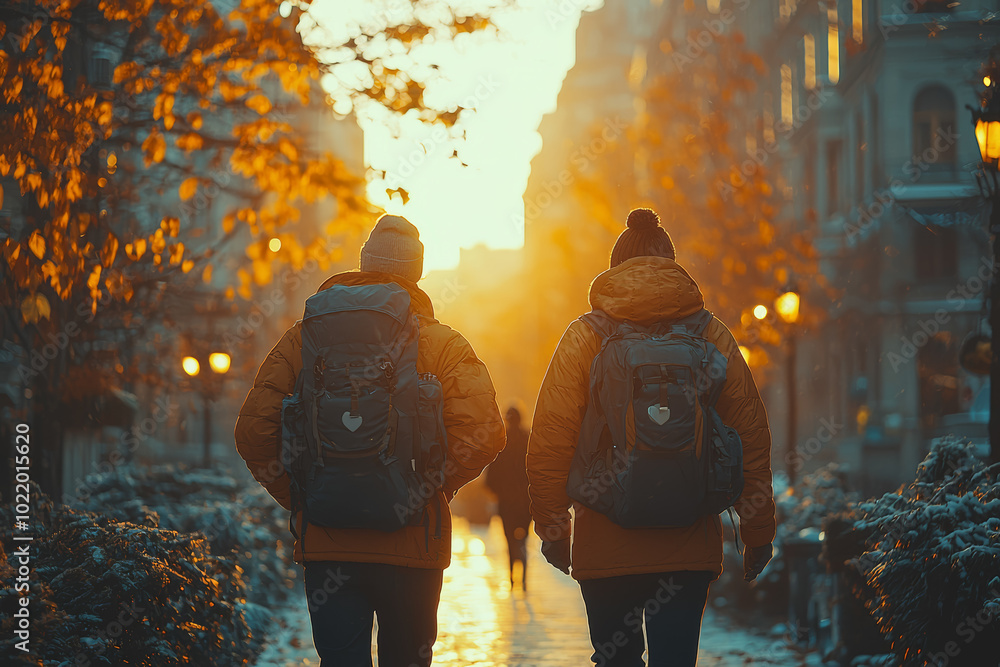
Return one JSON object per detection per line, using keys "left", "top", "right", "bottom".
{"left": 498, "top": 513, "right": 529, "bottom": 588}
{"left": 303, "top": 561, "right": 443, "bottom": 667}
{"left": 579, "top": 570, "right": 713, "bottom": 667}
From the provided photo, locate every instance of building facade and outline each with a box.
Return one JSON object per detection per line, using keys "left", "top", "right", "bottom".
{"left": 737, "top": 0, "right": 998, "bottom": 492}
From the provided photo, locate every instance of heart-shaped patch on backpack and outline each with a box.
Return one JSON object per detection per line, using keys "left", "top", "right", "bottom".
{"left": 647, "top": 404, "right": 671, "bottom": 426}
{"left": 342, "top": 412, "right": 363, "bottom": 432}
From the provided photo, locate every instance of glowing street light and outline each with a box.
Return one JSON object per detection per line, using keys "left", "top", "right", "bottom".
{"left": 182, "top": 356, "right": 200, "bottom": 376}
{"left": 268, "top": 237, "right": 282, "bottom": 252}
{"left": 775, "top": 290, "right": 801, "bottom": 324}
{"left": 774, "top": 286, "right": 801, "bottom": 486}
{"left": 971, "top": 59, "right": 1000, "bottom": 464}
{"left": 753, "top": 304, "right": 769, "bottom": 320}
{"left": 209, "top": 352, "right": 231, "bottom": 374}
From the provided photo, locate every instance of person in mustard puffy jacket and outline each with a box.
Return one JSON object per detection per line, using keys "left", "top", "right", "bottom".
{"left": 235, "top": 214, "right": 505, "bottom": 667}
{"left": 527, "top": 208, "right": 775, "bottom": 667}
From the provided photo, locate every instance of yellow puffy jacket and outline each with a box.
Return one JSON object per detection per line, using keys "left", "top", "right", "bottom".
{"left": 527, "top": 257, "right": 775, "bottom": 580}
{"left": 235, "top": 271, "right": 506, "bottom": 568}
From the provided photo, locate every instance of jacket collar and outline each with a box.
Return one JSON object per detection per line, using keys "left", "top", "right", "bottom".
{"left": 589, "top": 256, "right": 705, "bottom": 325}
{"left": 316, "top": 270, "right": 436, "bottom": 320}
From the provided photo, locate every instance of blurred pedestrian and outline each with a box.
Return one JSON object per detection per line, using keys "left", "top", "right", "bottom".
{"left": 527, "top": 208, "right": 775, "bottom": 666}
{"left": 235, "top": 213, "right": 506, "bottom": 667}
{"left": 486, "top": 404, "right": 532, "bottom": 590}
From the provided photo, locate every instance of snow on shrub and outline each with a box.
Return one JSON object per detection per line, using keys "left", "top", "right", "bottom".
{"left": 825, "top": 438, "right": 1000, "bottom": 667}
{"left": 0, "top": 487, "right": 261, "bottom": 666}
{"left": 73, "top": 464, "right": 297, "bottom": 609}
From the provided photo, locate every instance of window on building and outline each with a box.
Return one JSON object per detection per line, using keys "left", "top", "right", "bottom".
{"left": 827, "top": 4, "right": 840, "bottom": 84}
{"left": 0, "top": 178, "right": 22, "bottom": 238}
{"left": 852, "top": 0, "right": 864, "bottom": 44}
{"left": 913, "top": 224, "right": 957, "bottom": 281}
{"left": 763, "top": 92, "right": 776, "bottom": 144}
{"left": 89, "top": 54, "right": 112, "bottom": 88}
{"left": 912, "top": 85, "right": 956, "bottom": 172}
{"left": 918, "top": 333, "right": 960, "bottom": 434}
{"left": 909, "top": 0, "right": 953, "bottom": 12}
{"left": 826, "top": 138, "right": 842, "bottom": 216}
{"left": 855, "top": 109, "right": 865, "bottom": 203}
{"left": 803, "top": 34, "right": 816, "bottom": 90}
{"left": 781, "top": 64, "right": 794, "bottom": 127}
{"left": 803, "top": 140, "right": 817, "bottom": 217}
{"left": 870, "top": 93, "right": 880, "bottom": 191}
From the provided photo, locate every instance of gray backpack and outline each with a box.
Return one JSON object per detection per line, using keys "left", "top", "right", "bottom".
{"left": 281, "top": 283, "right": 447, "bottom": 534}
{"left": 566, "top": 309, "right": 744, "bottom": 528}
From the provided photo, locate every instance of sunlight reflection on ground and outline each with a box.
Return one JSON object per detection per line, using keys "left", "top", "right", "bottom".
{"left": 256, "top": 516, "right": 819, "bottom": 666}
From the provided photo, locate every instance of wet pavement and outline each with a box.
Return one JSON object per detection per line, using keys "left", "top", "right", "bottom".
{"left": 257, "top": 517, "right": 820, "bottom": 666}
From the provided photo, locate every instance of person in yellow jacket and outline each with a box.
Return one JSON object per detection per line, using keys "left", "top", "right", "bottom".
{"left": 235, "top": 214, "right": 505, "bottom": 667}
{"left": 527, "top": 208, "right": 775, "bottom": 667}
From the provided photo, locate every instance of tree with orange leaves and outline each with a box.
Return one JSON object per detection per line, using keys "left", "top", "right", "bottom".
{"left": 575, "top": 7, "right": 824, "bottom": 372}
{"left": 0, "top": 0, "right": 494, "bottom": 495}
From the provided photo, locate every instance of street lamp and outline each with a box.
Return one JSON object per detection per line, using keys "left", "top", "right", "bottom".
{"left": 776, "top": 287, "right": 801, "bottom": 486}
{"left": 775, "top": 291, "right": 801, "bottom": 324}
{"left": 181, "top": 350, "right": 231, "bottom": 467}
{"left": 971, "top": 68, "right": 1000, "bottom": 465}
{"left": 182, "top": 356, "right": 200, "bottom": 377}
{"left": 209, "top": 352, "right": 231, "bottom": 374}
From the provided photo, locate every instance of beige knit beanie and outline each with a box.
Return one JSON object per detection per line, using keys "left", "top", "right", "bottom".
{"left": 359, "top": 214, "right": 424, "bottom": 282}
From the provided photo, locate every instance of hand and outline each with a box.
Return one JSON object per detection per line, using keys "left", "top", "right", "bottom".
{"left": 541, "top": 538, "right": 572, "bottom": 575}
{"left": 743, "top": 543, "right": 773, "bottom": 583}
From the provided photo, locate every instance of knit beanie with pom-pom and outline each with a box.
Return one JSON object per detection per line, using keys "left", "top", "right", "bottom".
{"left": 609, "top": 208, "right": 676, "bottom": 268}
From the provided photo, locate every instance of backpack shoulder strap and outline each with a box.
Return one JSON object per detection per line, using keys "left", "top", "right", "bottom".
{"left": 671, "top": 308, "right": 714, "bottom": 336}
{"left": 579, "top": 309, "right": 619, "bottom": 341}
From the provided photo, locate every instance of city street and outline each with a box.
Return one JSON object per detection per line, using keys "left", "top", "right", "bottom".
{"left": 258, "top": 518, "right": 821, "bottom": 666}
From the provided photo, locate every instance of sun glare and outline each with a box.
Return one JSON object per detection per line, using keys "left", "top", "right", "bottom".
{"left": 307, "top": 0, "right": 590, "bottom": 272}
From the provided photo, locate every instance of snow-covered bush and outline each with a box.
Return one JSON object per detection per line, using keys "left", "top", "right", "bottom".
{"left": 73, "top": 464, "right": 297, "bottom": 609}
{"left": 712, "top": 465, "right": 858, "bottom": 616}
{"left": 825, "top": 438, "right": 1000, "bottom": 666}
{"left": 777, "top": 464, "right": 860, "bottom": 540}
{"left": 0, "top": 487, "right": 261, "bottom": 666}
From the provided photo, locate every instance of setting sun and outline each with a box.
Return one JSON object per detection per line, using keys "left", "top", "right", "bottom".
{"left": 307, "top": 0, "right": 595, "bottom": 272}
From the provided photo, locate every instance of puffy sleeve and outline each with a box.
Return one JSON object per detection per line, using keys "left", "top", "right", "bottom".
{"left": 434, "top": 329, "right": 506, "bottom": 497}
{"left": 708, "top": 318, "right": 776, "bottom": 548}
{"left": 526, "top": 320, "right": 600, "bottom": 542}
{"left": 234, "top": 324, "right": 301, "bottom": 511}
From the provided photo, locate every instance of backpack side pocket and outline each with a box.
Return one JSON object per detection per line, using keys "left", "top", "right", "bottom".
{"left": 417, "top": 374, "right": 447, "bottom": 494}
{"left": 703, "top": 407, "right": 744, "bottom": 515}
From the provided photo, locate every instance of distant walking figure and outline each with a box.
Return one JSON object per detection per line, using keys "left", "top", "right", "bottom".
{"left": 486, "top": 405, "right": 532, "bottom": 590}
{"left": 527, "top": 208, "right": 776, "bottom": 667}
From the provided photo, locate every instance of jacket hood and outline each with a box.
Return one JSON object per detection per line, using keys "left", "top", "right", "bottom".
{"left": 589, "top": 257, "right": 705, "bottom": 325}
{"left": 317, "top": 270, "right": 436, "bottom": 319}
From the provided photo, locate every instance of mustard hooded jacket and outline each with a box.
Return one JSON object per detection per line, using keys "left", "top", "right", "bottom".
{"left": 527, "top": 257, "right": 775, "bottom": 580}
{"left": 235, "top": 271, "right": 505, "bottom": 568}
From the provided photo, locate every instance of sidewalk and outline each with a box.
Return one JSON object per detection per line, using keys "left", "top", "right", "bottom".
{"left": 256, "top": 517, "right": 820, "bottom": 666}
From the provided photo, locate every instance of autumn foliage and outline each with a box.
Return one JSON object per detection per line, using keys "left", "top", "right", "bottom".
{"left": 576, "top": 13, "right": 824, "bottom": 368}
{"left": 0, "top": 0, "right": 495, "bottom": 498}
